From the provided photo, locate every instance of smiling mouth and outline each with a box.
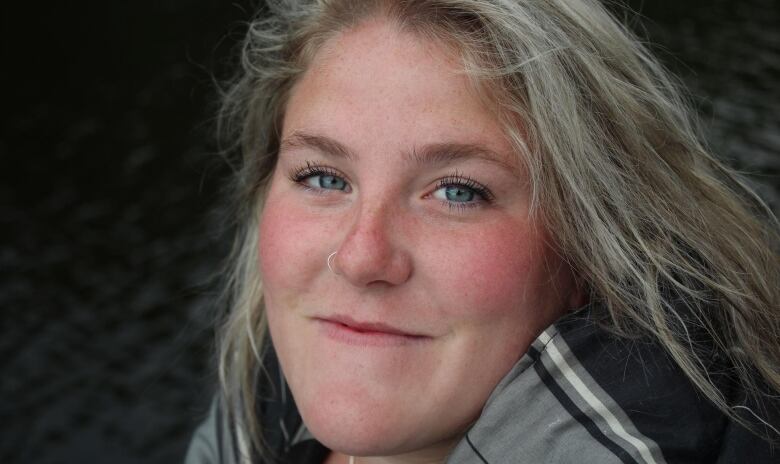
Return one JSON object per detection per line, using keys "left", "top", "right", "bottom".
{"left": 314, "top": 315, "right": 430, "bottom": 346}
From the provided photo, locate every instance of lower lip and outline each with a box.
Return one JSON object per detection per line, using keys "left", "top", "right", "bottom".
{"left": 316, "top": 319, "right": 429, "bottom": 347}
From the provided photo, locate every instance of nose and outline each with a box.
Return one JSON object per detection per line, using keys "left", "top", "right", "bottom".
{"left": 331, "top": 202, "right": 412, "bottom": 288}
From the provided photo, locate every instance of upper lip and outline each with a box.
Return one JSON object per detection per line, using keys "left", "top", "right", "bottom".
{"left": 316, "top": 314, "right": 429, "bottom": 338}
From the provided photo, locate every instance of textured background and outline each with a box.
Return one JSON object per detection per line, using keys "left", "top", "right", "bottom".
{"left": 1, "top": 0, "right": 778, "bottom": 463}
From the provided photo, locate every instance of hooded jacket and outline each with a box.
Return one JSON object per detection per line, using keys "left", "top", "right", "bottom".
{"left": 185, "top": 306, "right": 778, "bottom": 463}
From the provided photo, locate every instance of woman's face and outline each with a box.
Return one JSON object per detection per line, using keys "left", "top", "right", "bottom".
{"left": 259, "top": 19, "right": 581, "bottom": 460}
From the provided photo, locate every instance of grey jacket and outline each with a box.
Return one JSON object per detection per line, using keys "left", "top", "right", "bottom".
{"left": 185, "top": 308, "right": 778, "bottom": 463}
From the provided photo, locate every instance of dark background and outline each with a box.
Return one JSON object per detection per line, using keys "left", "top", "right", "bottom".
{"left": 1, "top": 1, "right": 778, "bottom": 463}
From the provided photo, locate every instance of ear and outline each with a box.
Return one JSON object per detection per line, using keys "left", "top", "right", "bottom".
{"left": 567, "top": 276, "right": 590, "bottom": 310}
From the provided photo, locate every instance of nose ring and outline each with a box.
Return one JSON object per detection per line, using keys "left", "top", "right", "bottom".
{"left": 327, "top": 251, "right": 338, "bottom": 274}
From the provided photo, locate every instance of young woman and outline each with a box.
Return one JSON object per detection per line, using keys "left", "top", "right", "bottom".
{"left": 186, "top": 1, "right": 780, "bottom": 462}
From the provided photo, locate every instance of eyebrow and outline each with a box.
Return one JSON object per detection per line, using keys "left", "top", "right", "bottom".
{"left": 280, "top": 131, "right": 357, "bottom": 161}
{"left": 279, "top": 130, "right": 519, "bottom": 173}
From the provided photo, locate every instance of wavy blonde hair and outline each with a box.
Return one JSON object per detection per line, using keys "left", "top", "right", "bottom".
{"left": 215, "top": 0, "right": 780, "bottom": 457}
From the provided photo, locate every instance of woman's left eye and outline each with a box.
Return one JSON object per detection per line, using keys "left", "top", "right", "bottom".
{"left": 432, "top": 185, "right": 477, "bottom": 203}
{"left": 431, "top": 176, "right": 493, "bottom": 209}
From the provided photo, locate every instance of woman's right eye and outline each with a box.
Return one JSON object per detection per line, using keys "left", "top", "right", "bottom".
{"left": 290, "top": 163, "right": 351, "bottom": 193}
{"left": 301, "top": 173, "right": 348, "bottom": 191}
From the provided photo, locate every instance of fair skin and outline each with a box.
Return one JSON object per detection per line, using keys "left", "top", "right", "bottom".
{"left": 259, "top": 18, "right": 583, "bottom": 464}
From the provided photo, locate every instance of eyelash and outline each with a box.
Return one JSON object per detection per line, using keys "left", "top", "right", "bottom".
{"left": 435, "top": 173, "right": 494, "bottom": 211}
{"left": 288, "top": 161, "right": 346, "bottom": 193}
{"left": 287, "top": 162, "right": 495, "bottom": 210}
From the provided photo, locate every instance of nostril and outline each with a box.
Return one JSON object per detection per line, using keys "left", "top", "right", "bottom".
{"left": 331, "top": 243, "right": 412, "bottom": 287}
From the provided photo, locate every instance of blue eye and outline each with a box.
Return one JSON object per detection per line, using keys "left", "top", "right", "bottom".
{"left": 290, "top": 163, "right": 351, "bottom": 192}
{"left": 304, "top": 173, "right": 348, "bottom": 191}
{"left": 433, "top": 185, "right": 476, "bottom": 203}
{"left": 431, "top": 175, "right": 493, "bottom": 209}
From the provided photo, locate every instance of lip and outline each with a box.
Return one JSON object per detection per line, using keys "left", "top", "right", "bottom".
{"left": 313, "top": 314, "right": 431, "bottom": 346}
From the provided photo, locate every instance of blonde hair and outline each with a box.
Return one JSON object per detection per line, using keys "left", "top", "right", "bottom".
{"left": 216, "top": 0, "right": 780, "bottom": 457}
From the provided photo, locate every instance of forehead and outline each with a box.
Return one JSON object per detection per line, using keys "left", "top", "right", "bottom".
{"left": 282, "top": 18, "right": 519, "bottom": 170}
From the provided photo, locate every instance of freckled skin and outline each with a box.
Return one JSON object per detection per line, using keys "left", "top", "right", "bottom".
{"left": 259, "top": 19, "right": 582, "bottom": 463}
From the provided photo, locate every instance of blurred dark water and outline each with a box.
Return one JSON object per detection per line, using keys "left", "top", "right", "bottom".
{"left": 1, "top": 1, "right": 252, "bottom": 462}
{"left": 0, "top": 1, "right": 777, "bottom": 463}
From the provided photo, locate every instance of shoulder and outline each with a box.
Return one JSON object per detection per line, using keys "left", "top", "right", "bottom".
{"left": 184, "top": 396, "right": 242, "bottom": 464}
{"left": 183, "top": 390, "right": 328, "bottom": 464}
{"left": 448, "top": 305, "right": 779, "bottom": 463}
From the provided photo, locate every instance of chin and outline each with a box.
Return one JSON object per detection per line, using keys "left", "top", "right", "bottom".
{"left": 297, "top": 392, "right": 427, "bottom": 456}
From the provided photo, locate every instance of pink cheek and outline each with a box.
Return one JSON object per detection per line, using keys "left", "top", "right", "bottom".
{"left": 433, "top": 225, "right": 552, "bottom": 317}
{"left": 258, "top": 206, "right": 287, "bottom": 278}
{"left": 258, "top": 199, "right": 319, "bottom": 290}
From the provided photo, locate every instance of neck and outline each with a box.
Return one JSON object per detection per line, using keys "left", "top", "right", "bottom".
{"left": 329, "top": 447, "right": 451, "bottom": 464}
{"left": 326, "top": 433, "right": 458, "bottom": 464}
